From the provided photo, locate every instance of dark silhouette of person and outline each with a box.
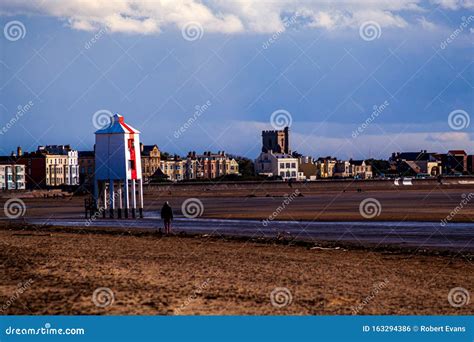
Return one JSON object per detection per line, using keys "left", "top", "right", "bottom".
{"left": 161, "top": 201, "right": 173, "bottom": 234}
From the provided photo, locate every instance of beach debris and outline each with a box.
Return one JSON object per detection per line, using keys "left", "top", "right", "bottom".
{"left": 310, "top": 246, "right": 347, "bottom": 251}
{"left": 276, "top": 231, "right": 293, "bottom": 241}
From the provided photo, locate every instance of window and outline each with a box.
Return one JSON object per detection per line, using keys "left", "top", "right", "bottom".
{"left": 291, "top": 163, "right": 296, "bottom": 168}
{"left": 286, "top": 163, "right": 290, "bottom": 168}
{"left": 280, "top": 163, "right": 284, "bottom": 169}
{"left": 291, "top": 171, "right": 296, "bottom": 177}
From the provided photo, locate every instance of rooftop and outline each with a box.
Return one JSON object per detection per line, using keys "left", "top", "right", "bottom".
{"left": 95, "top": 114, "right": 140, "bottom": 135}
{"left": 78, "top": 151, "right": 94, "bottom": 157}
{"left": 393, "top": 151, "right": 440, "bottom": 162}
{"left": 38, "top": 145, "right": 74, "bottom": 155}
{"left": 273, "top": 153, "right": 294, "bottom": 159}
{"left": 448, "top": 150, "right": 467, "bottom": 155}
{"left": 141, "top": 144, "right": 159, "bottom": 156}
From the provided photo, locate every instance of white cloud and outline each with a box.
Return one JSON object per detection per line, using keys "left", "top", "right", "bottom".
{"left": 196, "top": 120, "right": 473, "bottom": 159}
{"left": 2, "top": 0, "right": 465, "bottom": 35}
{"left": 431, "top": 0, "right": 474, "bottom": 10}
{"left": 417, "top": 16, "right": 437, "bottom": 29}
{"left": 291, "top": 131, "right": 473, "bottom": 159}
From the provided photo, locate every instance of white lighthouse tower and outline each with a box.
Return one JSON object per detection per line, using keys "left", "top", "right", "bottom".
{"left": 94, "top": 114, "right": 144, "bottom": 218}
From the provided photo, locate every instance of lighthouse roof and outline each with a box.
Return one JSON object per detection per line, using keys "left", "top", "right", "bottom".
{"left": 95, "top": 114, "right": 140, "bottom": 134}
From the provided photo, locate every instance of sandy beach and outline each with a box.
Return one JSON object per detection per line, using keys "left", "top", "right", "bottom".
{"left": 1, "top": 181, "right": 473, "bottom": 315}
{"left": 0, "top": 222, "right": 472, "bottom": 315}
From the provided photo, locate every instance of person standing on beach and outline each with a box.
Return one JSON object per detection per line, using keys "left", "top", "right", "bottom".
{"left": 161, "top": 201, "right": 173, "bottom": 234}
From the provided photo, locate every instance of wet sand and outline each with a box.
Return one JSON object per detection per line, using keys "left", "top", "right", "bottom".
{"left": 6, "top": 186, "right": 474, "bottom": 223}
{"left": 1, "top": 181, "right": 472, "bottom": 315}
{"left": 24, "top": 217, "right": 474, "bottom": 252}
{"left": 0, "top": 223, "right": 472, "bottom": 315}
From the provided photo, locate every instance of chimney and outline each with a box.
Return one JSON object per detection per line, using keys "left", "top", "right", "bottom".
{"left": 17, "top": 146, "right": 22, "bottom": 156}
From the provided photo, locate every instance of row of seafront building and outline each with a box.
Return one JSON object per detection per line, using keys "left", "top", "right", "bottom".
{"left": 255, "top": 127, "right": 374, "bottom": 180}
{"left": 0, "top": 145, "right": 79, "bottom": 190}
{"left": 254, "top": 127, "right": 474, "bottom": 180}
{"left": 80, "top": 146, "right": 239, "bottom": 188}
{"left": 1, "top": 126, "right": 474, "bottom": 191}
{"left": 0, "top": 144, "right": 240, "bottom": 190}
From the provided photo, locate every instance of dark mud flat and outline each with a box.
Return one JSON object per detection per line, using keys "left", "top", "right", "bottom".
{"left": 24, "top": 217, "right": 474, "bottom": 252}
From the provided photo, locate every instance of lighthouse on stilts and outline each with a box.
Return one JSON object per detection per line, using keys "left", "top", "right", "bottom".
{"left": 94, "top": 114, "right": 144, "bottom": 219}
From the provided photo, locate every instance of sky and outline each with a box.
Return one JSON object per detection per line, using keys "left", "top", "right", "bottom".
{"left": 0, "top": 0, "right": 473, "bottom": 160}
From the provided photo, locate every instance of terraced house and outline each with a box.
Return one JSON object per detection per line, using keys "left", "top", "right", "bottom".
{"left": 140, "top": 144, "right": 161, "bottom": 180}
{"left": 38, "top": 145, "right": 79, "bottom": 186}
{"left": 0, "top": 162, "right": 25, "bottom": 190}
{"left": 78, "top": 150, "right": 95, "bottom": 188}
{"left": 154, "top": 151, "right": 239, "bottom": 182}
{"left": 191, "top": 151, "right": 239, "bottom": 180}
{"left": 2, "top": 145, "right": 79, "bottom": 189}
{"left": 391, "top": 151, "right": 443, "bottom": 177}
